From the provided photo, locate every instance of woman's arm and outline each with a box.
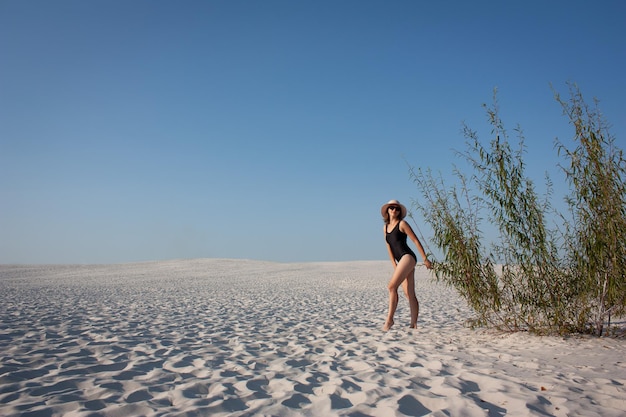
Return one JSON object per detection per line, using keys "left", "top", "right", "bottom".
{"left": 386, "top": 244, "right": 397, "bottom": 268}
{"left": 384, "top": 225, "right": 397, "bottom": 268}
{"left": 400, "top": 220, "right": 433, "bottom": 269}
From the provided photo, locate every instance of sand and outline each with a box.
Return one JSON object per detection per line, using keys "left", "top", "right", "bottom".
{"left": 0, "top": 259, "right": 624, "bottom": 416}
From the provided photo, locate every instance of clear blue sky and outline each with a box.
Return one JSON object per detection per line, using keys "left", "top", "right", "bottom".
{"left": 1, "top": 0, "right": 625, "bottom": 264}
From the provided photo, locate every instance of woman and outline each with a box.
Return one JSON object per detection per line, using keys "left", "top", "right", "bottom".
{"left": 381, "top": 199, "right": 432, "bottom": 331}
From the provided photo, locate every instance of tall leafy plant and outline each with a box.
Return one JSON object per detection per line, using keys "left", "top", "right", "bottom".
{"left": 410, "top": 86, "right": 625, "bottom": 335}
{"left": 554, "top": 83, "right": 626, "bottom": 335}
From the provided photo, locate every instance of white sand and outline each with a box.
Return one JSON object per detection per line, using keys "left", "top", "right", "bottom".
{"left": 0, "top": 259, "right": 624, "bottom": 417}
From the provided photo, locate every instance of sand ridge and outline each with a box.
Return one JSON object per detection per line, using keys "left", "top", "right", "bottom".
{"left": 1, "top": 259, "right": 624, "bottom": 416}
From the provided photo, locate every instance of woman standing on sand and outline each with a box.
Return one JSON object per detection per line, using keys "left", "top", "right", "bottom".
{"left": 381, "top": 200, "right": 432, "bottom": 331}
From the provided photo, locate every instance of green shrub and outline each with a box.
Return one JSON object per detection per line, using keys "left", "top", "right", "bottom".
{"left": 410, "top": 85, "right": 625, "bottom": 335}
{"left": 554, "top": 84, "right": 626, "bottom": 335}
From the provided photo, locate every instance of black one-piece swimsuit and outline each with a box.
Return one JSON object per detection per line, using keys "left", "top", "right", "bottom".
{"left": 386, "top": 222, "right": 417, "bottom": 263}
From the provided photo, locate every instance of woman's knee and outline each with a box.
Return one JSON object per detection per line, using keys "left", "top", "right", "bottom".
{"left": 401, "top": 286, "right": 411, "bottom": 297}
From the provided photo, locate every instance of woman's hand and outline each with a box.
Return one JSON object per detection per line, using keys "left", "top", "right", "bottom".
{"left": 423, "top": 259, "right": 433, "bottom": 269}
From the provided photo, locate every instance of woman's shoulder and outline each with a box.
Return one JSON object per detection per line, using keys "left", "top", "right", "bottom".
{"left": 399, "top": 219, "right": 413, "bottom": 231}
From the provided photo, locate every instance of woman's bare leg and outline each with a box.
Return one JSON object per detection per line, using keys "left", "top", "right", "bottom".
{"left": 384, "top": 255, "right": 417, "bottom": 331}
{"left": 402, "top": 269, "right": 419, "bottom": 328}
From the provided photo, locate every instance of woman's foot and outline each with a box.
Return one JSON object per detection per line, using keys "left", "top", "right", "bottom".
{"left": 383, "top": 320, "right": 394, "bottom": 331}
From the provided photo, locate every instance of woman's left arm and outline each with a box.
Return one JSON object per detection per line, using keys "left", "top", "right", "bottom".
{"left": 400, "top": 220, "right": 433, "bottom": 269}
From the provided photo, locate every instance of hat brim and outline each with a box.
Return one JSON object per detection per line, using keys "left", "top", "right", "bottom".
{"left": 381, "top": 201, "right": 407, "bottom": 219}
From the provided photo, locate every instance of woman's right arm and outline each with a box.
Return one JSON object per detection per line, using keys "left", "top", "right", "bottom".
{"left": 387, "top": 245, "right": 397, "bottom": 269}
{"left": 384, "top": 225, "right": 396, "bottom": 268}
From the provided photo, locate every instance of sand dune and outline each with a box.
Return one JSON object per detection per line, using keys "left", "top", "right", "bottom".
{"left": 1, "top": 259, "right": 624, "bottom": 416}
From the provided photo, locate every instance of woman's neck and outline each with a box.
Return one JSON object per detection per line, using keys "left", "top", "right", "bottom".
{"left": 388, "top": 218, "right": 400, "bottom": 228}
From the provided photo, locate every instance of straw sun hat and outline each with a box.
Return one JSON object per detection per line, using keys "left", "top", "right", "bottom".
{"left": 381, "top": 199, "right": 407, "bottom": 219}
